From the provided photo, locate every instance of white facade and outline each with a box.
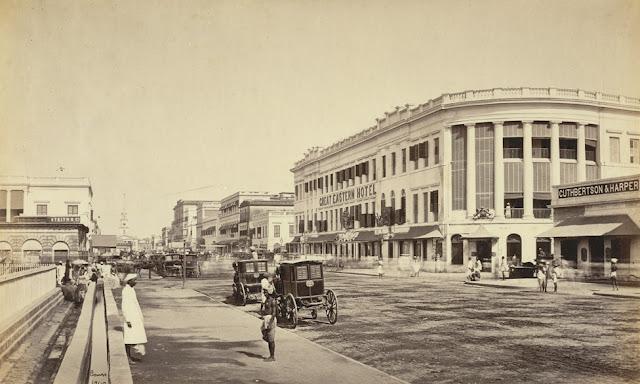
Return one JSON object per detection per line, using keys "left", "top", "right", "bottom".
{"left": 250, "top": 210, "right": 295, "bottom": 252}
{"left": 291, "top": 87, "right": 640, "bottom": 272}
{"left": 0, "top": 176, "right": 97, "bottom": 262}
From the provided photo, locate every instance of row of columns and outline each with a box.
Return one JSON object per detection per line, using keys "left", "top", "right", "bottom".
{"left": 462, "top": 121, "right": 589, "bottom": 219}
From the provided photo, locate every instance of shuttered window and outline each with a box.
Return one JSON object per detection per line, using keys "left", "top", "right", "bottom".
{"left": 475, "top": 123, "right": 494, "bottom": 209}
{"left": 451, "top": 126, "right": 467, "bottom": 210}
{"left": 504, "top": 163, "right": 523, "bottom": 193}
{"left": 533, "top": 162, "right": 550, "bottom": 192}
{"left": 560, "top": 163, "right": 577, "bottom": 184}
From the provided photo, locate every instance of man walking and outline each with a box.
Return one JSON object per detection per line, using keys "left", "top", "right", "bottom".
{"left": 122, "top": 274, "right": 147, "bottom": 362}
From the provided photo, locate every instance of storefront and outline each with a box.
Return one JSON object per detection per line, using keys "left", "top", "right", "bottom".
{"left": 538, "top": 175, "right": 640, "bottom": 280}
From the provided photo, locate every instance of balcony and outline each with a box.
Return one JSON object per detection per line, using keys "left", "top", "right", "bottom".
{"left": 505, "top": 208, "right": 524, "bottom": 218}
{"left": 560, "top": 148, "right": 577, "bottom": 159}
{"left": 503, "top": 148, "right": 523, "bottom": 159}
{"left": 586, "top": 150, "right": 597, "bottom": 162}
{"left": 532, "top": 147, "right": 550, "bottom": 158}
{"left": 533, "top": 208, "right": 552, "bottom": 219}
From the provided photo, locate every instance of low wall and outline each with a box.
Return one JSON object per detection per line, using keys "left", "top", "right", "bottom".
{"left": 0, "top": 265, "right": 57, "bottom": 326}
{"left": 53, "top": 283, "right": 97, "bottom": 384}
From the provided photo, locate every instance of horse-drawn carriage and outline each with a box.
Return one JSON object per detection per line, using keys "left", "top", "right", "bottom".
{"left": 274, "top": 260, "right": 338, "bottom": 328}
{"left": 232, "top": 259, "right": 269, "bottom": 305}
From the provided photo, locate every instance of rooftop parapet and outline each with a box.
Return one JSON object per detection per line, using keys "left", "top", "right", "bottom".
{"left": 292, "top": 87, "right": 640, "bottom": 171}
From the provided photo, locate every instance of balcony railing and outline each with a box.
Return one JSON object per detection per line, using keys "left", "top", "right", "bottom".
{"left": 560, "top": 149, "right": 577, "bottom": 159}
{"left": 533, "top": 208, "right": 552, "bottom": 219}
{"left": 0, "top": 263, "right": 54, "bottom": 277}
{"left": 532, "top": 147, "right": 550, "bottom": 158}
{"left": 504, "top": 148, "right": 523, "bottom": 159}
{"left": 505, "top": 208, "right": 524, "bottom": 218}
{"left": 586, "top": 150, "right": 597, "bottom": 161}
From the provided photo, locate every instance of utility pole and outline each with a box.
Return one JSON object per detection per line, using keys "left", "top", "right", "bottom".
{"left": 182, "top": 240, "right": 186, "bottom": 289}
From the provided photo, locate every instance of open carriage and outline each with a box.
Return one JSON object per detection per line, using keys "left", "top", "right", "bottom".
{"left": 274, "top": 260, "right": 338, "bottom": 328}
{"left": 232, "top": 259, "right": 269, "bottom": 306}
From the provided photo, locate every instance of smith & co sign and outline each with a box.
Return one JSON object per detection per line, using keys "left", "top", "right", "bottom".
{"left": 558, "top": 178, "right": 640, "bottom": 199}
{"left": 319, "top": 183, "right": 376, "bottom": 207}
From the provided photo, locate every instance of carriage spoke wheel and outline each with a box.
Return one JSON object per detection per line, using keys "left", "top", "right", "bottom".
{"left": 238, "top": 283, "right": 247, "bottom": 306}
{"left": 285, "top": 294, "right": 298, "bottom": 328}
{"left": 325, "top": 289, "right": 338, "bottom": 324}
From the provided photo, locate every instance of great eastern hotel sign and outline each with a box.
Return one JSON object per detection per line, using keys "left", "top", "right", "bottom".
{"left": 319, "top": 183, "right": 376, "bottom": 207}
{"left": 558, "top": 178, "right": 640, "bottom": 199}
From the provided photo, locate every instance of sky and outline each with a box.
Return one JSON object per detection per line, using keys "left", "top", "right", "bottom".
{"left": 1, "top": 0, "right": 639, "bottom": 237}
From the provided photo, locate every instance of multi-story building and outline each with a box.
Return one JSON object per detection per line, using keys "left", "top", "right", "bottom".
{"left": 250, "top": 209, "right": 295, "bottom": 252}
{"left": 290, "top": 87, "right": 640, "bottom": 273}
{"left": 238, "top": 197, "right": 294, "bottom": 252}
{"left": 217, "top": 192, "right": 293, "bottom": 253}
{"left": 195, "top": 201, "right": 220, "bottom": 250}
{"left": 0, "top": 176, "right": 98, "bottom": 262}
{"left": 169, "top": 200, "right": 218, "bottom": 250}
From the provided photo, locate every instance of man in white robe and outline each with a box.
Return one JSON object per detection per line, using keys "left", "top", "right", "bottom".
{"left": 122, "top": 273, "right": 147, "bottom": 362}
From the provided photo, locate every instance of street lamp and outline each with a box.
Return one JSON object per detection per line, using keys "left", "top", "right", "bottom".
{"left": 182, "top": 240, "right": 186, "bottom": 289}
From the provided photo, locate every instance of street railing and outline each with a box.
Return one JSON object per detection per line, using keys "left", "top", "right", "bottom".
{"left": 0, "top": 263, "right": 55, "bottom": 277}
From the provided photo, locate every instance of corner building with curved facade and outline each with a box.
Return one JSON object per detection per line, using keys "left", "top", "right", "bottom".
{"left": 290, "top": 87, "right": 640, "bottom": 273}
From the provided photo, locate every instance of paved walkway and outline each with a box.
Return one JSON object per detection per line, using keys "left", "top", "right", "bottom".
{"left": 128, "top": 279, "right": 407, "bottom": 384}
{"left": 335, "top": 268, "right": 640, "bottom": 298}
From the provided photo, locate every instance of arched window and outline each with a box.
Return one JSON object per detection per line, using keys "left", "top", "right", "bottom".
{"left": 22, "top": 239, "right": 43, "bottom": 263}
{"left": 507, "top": 234, "right": 522, "bottom": 265}
{"left": 52, "top": 241, "right": 70, "bottom": 263}
{"left": 0, "top": 241, "right": 12, "bottom": 263}
{"left": 390, "top": 191, "right": 396, "bottom": 224}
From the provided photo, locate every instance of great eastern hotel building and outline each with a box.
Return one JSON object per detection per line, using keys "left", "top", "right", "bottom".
{"left": 290, "top": 87, "right": 640, "bottom": 273}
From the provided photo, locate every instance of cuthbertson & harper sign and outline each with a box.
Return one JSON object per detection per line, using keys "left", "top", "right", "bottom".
{"left": 319, "top": 183, "right": 376, "bottom": 207}
{"left": 558, "top": 179, "right": 640, "bottom": 199}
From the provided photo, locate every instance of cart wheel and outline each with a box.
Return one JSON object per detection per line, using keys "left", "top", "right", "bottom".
{"left": 285, "top": 293, "right": 298, "bottom": 328}
{"left": 311, "top": 309, "right": 317, "bottom": 319}
{"left": 238, "top": 283, "right": 247, "bottom": 306}
{"left": 325, "top": 289, "right": 338, "bottom": 324}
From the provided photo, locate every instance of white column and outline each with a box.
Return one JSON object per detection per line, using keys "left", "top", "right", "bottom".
{"left": 523, "top": 121, "right": 534, "bottom": 219}
{"left": 5, "top": 190, "right": 10, "bottom": 223}
{"left": 577, "top": 122, "right": 586, "bottom": 181}
{"left": 466, "top": 123, "right": 476, "bottom": 217}
{"left": 493, "top": 122, "right": 504, "bottom": 218}
{"left": 550, "top": 121, "right": 561, "bottom": 187}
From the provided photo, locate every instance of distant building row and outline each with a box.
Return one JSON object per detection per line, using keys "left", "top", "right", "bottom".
{"left": 163, "top": 191, "right": 295, "bottom": 253}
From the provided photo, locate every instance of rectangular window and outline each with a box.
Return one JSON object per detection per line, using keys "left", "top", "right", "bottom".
{"left": 630, "top": 139, "right": 639, "bottom": 164}
{"left": 289, "top": 224, "right": 294, "bottom": 236}
{"left": 296, "top": 265, "right": 308, "bottom": 280}
{"left": 391, "top": 152, "right": 396, "bottom": 175}
{"left": 37, "top": 204, "right": 47, "bottom": 216}
{"left": 559, "top": 139, "right": 577, "bottom": 160}
{"left": 382, "top": 156, "right": 387, "bottom": 178}
{"left": 423, "top": 192, "right": 429, "bottom": 222}
{"left": 67, "top": 205, "right": 78, "bottom": 215}
{"left": 475, "top": 123, "right": 494, "bottom": 209}
{"left": 430, "top": 190, "right": 439, "bottom": 220}
{"left": 451, "top": 126, "right": 466, "bottom": 210}
{"left": 434, "top": 138, "right": 439, "bottom": 164}
{"left": 372, "top": 159, "right": 377, "bottom": 180}
{"left": 402, "top": 148, "right": 407, "bottom": 172}
{"left": 413, "top": 193, "right": 418, "bottom": 223}
{"left": 273, "top": 224, "right": 280, "bottom": 238}
{"left": 610, "top": 137, "right": 620, "bottom": 163}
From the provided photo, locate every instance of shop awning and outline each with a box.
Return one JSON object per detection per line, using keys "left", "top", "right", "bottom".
{"left": 354, "top": 230, "right": 381, "bottom": 242}
{"left": 537, "top": 215, "right": 640, "bottom": 238}
{"left": 392, "top": 225, "right": 442, "bottom": 240}
{"left": 463, "top": 225, "right": 498, "bottom": 239}
{"left": 289, "top": 236, "right": 301, "bottom": 243}
{"left": 307, "top": 233, "right": 337, "bottom": 243}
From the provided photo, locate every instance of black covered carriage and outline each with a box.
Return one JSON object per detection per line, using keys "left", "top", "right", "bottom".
{"left": 232, "top": 259, "right": 269, "bottom": 306}
{"left": 274, "top": 260, "right": 337, "bottom": 328}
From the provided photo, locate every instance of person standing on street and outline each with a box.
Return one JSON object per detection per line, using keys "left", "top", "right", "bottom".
{"left": 544, "top": 261, "right": 552, "bottom": 293}
{"left": 261, "top": 297, "right": 277, "bottom": 361}
{"left": 552, "top": 263, "right": 560, "bottom": 293}
{"left": 499, "top": 256, "right": 509, "bottom": 280}
{"left": 610, "top": 258, "right": 619, "bottom": 291}
{"left": 537, "top": 263, "right": 546, "bottom": 292}
{"left": 122, "top": 274, "right": 148, "bottom": 362}
{"left": 377, "top": 260, "right": 384, "bottom": 279}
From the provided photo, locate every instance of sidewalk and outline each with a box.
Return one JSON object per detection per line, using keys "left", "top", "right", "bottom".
{"left": 129, "top": 279, "right": 407, "bottom": 384}
{"left": 334, "top": 268, "right": 640, "bottom": 299}
{"left": 464, "top": 278, "right": 640, "bottom": 299}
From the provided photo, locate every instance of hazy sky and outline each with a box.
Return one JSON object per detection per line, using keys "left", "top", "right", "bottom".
{"left": 1, "top": 0, "right": 638, "bottom": 237}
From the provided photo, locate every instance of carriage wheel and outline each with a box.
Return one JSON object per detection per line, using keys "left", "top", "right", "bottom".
{"left": 325, "top": 289, "right": 338, "bottom": 324}
{"left": 238, "top": 283, "right": 247, "bottom": 306}
{"left": 285, "top": 293, "right": 298, "bottom": 328}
